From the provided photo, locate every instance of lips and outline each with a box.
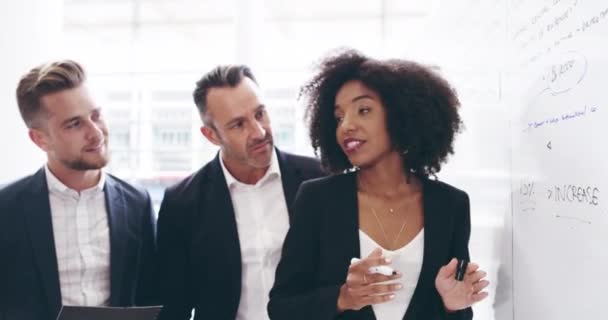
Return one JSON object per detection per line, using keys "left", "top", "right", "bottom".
{"left": 342, "top": 138, "right": 365, "bottom": 154}
{"left": 250, "top": 140, "right": 271, "bottom": 152}
{"left": 84, "top": 142, "right": 105, "bottom": 152}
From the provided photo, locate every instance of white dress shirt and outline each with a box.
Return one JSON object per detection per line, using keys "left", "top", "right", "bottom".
{"left": 359, "top": 229, "right": 424, "bottom": 320}
{"left": 45, "top": 165, "right": 111, "bottom": 307}
{"left": 220, "top": 151, "right": 290, "bottom": 320}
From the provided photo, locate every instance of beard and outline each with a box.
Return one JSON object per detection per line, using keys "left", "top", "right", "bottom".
{"left": 60, "top": 151, "right": 109, "bottom": 171}
{"left": 246, "top": 133, "right": 274, "bottom": 164}
{"left": 246, "top": 132, "right": 274, "bottom": 154}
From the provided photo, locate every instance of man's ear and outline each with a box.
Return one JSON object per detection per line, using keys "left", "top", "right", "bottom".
{"left": 28, "top": 128, "right": 50, "bottom": 152}
{"left": 200, "top": 125, "right": 221, "bottom": 146}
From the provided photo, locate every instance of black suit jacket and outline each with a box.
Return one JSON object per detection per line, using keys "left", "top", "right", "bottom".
{"left": 156, "top": 149, "right": 324, "bottom": 320}
{"left": 0, "top": 168, "right": 157, "bottom": 320}
{"left": 268, "top": 172, "right": 473, "bottom": 320}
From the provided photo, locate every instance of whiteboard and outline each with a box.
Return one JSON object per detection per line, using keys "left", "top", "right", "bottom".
{"left": 507, "top": 1, "right": 608, "bottom": 319}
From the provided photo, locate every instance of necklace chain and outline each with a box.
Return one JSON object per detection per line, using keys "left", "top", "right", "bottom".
{"left": 358, "top": 178, "right": 413, "bottom": 248}
{"left": 360, "top": 191, "right": 404, "bottom": 215}
{"left": 359, "top": 184, "right": 404, "bottom": 201}
{"left": 358, "top": 179, "right": 408, "bottom": 215}
{"left": 369, "top": 206, "right": 407, "bottom": 249}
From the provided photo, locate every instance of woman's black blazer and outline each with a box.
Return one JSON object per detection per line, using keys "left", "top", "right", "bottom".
{"left": 268, "top": 172, "right": 473, "bottom": 320}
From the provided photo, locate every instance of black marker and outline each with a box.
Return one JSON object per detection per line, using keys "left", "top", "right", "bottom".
{"left": 455, "top": 259, "right": 468, "bottom": 281}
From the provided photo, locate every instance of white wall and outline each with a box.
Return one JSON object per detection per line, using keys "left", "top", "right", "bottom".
{"left": 0, "top": 0, "right": 63, "bottom": 183}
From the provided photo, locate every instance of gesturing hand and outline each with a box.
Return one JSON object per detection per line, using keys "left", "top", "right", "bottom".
{"left": 434, "top": 258, "right": 490, "bottom": 312}
{"left": 336, "top": 248, "right": 403, "bottom": 313}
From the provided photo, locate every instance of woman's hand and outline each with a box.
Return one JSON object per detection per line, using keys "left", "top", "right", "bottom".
{"left": 434, "top": 258, "right": 490, "bottom": 312}
{"left": 336, "top": 248, "right": 403, "bottom": 313}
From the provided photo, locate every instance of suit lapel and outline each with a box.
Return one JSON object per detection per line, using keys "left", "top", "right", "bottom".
{"left": 276, "top": 149, "right": 302, "bottom": 224}
{"left": 332, "top": 173, "right": 376, "bottom": 320}
{"left": 402, "top": 178, "right": 450, "bottom": 319}
{"left": 23, "top": 168, "right": 62, "bottom": 317}
{"left": 105, "top": 175, "right": 127, "bottom": 305}
{"left": 332, "top": 172, "right": 361, "bottom": 262}
{"left": 201, "top": 155, "right": 242, "bottom": 310}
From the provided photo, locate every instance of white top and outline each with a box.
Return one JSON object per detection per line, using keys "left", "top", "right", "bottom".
{"left": 359, "top": 228, "right": 424, "bottom": 320}
{"left": 220, "top": 151, "right": 290, "bottom": 320}
{"left": 44, "top": 165, "right": 111, "bottom": 306}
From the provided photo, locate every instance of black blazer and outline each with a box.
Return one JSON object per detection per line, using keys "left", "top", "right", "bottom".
{"left": 0, "top": 168, "right": 158, "bottom": 320}
{"left": 268, "top": 172, "right": 473, "bottom": 320}
{"left": 156, "top": 149, "right": 324, "bottom": 320}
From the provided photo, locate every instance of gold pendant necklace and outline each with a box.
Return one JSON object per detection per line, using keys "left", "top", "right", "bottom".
{"left": 369, "top": 206, "right": 407, "bottom": 249}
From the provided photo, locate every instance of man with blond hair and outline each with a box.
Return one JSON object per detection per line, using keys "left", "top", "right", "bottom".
{"left": 0, "top": 60, "right": 157, "bottom": 320}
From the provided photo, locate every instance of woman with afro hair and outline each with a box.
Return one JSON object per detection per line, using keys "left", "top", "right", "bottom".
{"left": 268, "top": 49, "right": 489, "bottom": 320}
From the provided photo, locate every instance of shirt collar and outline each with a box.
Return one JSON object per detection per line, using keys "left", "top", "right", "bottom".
{"left": 220, "top": 149, "right": 281, "bottom": 189}
{"left": 44, "top": 164, "right": 106, "bottom": 194}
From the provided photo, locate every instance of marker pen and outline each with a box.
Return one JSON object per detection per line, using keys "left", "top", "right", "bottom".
{"left": 350, "top": 257, "right": 397, "bottom": 276}
{"left": 455, "top": 259, "right": 468, "bottom": 281}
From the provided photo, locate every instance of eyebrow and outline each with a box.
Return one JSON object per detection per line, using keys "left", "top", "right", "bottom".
{"left": 256, "top": 104, "right": 267, "bottom": 114}
{"left": 335, "top": 94, "right": 376, "bottom": 110}
{"left": 351, "top": 94, "right": 375, "bottom": 103}
{"left": 225, "top": 116, "right": 245, "bottom": 128}
{"left": 60, "top": 116, "right": 81, "bottom": 127}
{"left": 224, "top": 104, "right": 266, "bottom": 128}
{"left": 59, "top": 108, "right": 101, "bottom": 127}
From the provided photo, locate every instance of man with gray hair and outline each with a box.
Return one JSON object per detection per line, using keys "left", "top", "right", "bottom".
{"left": 0, "top": 60, "right": 157, "bottom": 320}
{"left": 156, "top": 65, "right": 324, "bottom": 320}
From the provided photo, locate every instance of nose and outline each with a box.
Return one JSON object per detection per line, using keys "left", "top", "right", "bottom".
{"left": 250, "top": 120, "right": 266, "bottom": 140}
{"left": 85, "top": 120, "right": 104, "bottom": 143}
{"left": 339, "top": 112, "right": 357, "bottom": 133}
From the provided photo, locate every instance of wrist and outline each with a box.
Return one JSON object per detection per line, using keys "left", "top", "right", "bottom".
{"left": 439, "top": 293, "right": 457, "bottom": 313}
{"left": 444, "top": 305, "right": 457, "bottom": 313}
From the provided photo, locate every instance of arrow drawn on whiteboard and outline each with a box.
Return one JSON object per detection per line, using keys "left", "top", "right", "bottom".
{"left": 555, "top": 214, "right": 591, "bottom": 224}
{"left": 547, "top": 141, "right": 552, "bottom": 150}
